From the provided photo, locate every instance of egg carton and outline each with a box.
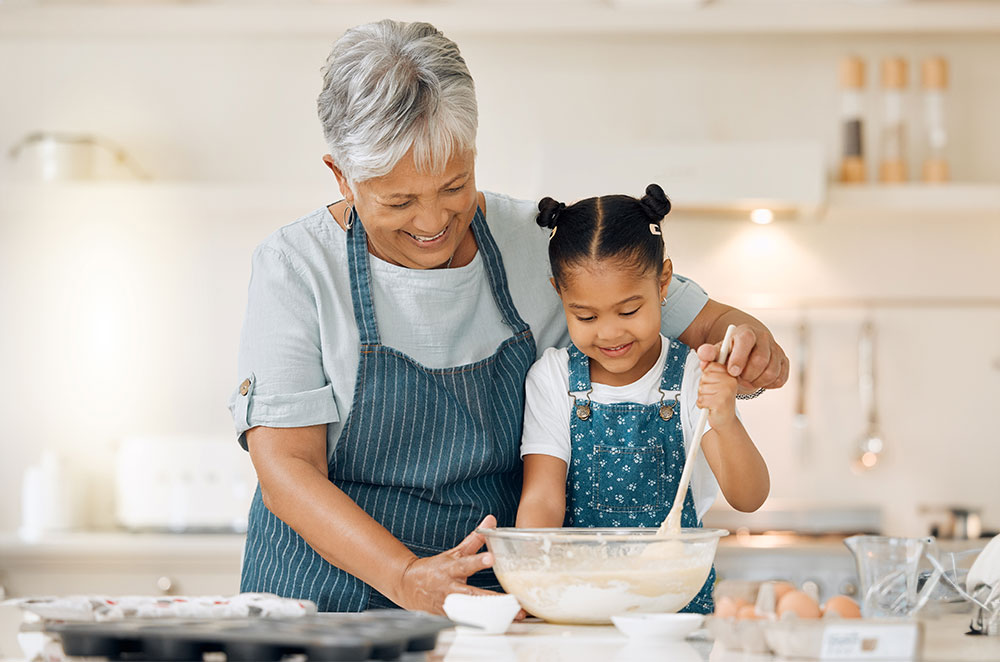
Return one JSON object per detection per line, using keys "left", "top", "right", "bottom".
{"left": 708, "top": 581, "right": 865, "bottom": 655}
{"left": 44, "top": 611, "right": 452, "bottom": 661}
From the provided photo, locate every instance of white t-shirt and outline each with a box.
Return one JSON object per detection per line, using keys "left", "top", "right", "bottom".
{"left": 520, "top": 335, "right": 722, "bottom": 518}
{"left": 229, "top": 192, "right": 710, "bottom": 456}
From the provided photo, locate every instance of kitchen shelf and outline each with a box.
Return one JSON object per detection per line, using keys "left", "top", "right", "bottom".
{"left": 4, "top": 1, "right": 1000, "bottom": 38}
{"left": 821, "top": 183, "right": 1000, "bottom": 223}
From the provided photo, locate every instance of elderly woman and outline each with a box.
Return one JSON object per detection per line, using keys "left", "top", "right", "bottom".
{"left": 229, "top": 19, "right": 787, "bottom": 615}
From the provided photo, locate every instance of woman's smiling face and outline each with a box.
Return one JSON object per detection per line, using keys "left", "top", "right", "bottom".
{"left": 330, "top": 148, "right": 478, "bottom": 270}
{"left": 557, "top": 258, "right": 671, "bottom": 387}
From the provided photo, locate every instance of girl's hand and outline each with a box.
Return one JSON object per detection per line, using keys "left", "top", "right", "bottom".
{"left": 395, "top": 515, "right": 500, "bottom": 614}
{"left": 697, "top": 363, "right": 739, "bottom": 428}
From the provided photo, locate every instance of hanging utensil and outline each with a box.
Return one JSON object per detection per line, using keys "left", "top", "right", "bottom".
{"left": 854, "top": 319, "right": 884, "bottom": 471}
{"left": 659, "top": 324, "right": 737, "bottom": 535}
{"left": 792, "top": 319, "right": 809, "bottom": 464}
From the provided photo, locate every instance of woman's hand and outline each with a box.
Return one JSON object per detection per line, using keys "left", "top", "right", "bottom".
{"left": 395, "top": 515, "right": 500, "bottom": 614}
{"left": 696, "top": 322, "right": 788, "bottom": 390}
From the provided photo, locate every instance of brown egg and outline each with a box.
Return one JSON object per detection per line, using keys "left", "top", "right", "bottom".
{"left": 776, "top": 590, "right": 822, "bottom": 619}
{"left": 714, "top": 595, "right": 749, "bottom": 619}
{"left": 736, "top": 604, "right": 761, "bottom": 620}
{"left": 823, "top": 595, "right": 862, "bottom": 619}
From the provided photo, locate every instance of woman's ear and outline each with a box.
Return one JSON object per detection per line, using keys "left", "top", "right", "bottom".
{"left": 659, "top": 259, "right": 673, "bottom": 302}
{"left": 322, "top": 155, "right": 354, "bottom": 204}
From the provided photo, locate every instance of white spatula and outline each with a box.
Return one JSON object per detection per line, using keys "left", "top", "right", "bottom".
{"left": 658, "top": 324, "right": 737, "bottom": 536}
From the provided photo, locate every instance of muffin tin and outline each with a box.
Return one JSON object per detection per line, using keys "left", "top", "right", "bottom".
{"left": 45, "top": 610, "right": 453, "bottom": 661}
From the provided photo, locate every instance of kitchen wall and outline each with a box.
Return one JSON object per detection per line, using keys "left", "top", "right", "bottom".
{"left": 1, "top": 9, "right": 998, "bottom": 537}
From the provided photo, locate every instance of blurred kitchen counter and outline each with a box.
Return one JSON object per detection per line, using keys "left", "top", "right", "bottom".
{"left": 717, "top": 532, "right": 989, "bottom": 552}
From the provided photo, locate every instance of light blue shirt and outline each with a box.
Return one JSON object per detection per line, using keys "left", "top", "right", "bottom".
{"left": 228, "top": 191, "right": 708, "bottom": 456}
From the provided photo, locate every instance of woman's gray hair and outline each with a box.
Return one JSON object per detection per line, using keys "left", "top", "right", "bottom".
{"left": 318, "top": 20, "right": 478, "bottom": 187}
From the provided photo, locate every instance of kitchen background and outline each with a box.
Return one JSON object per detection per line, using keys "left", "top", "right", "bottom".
{"left": 1, "top": 0, "right": 999, "bottom": 622}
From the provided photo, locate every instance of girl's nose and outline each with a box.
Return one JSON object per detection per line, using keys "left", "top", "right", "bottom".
{"left": 596, "top": 321, "right": 624, "bottom": 342}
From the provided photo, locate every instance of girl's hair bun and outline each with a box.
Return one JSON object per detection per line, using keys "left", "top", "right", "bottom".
{"left": 536, "top": 197, "right": 566, "bottom": 229}
{"left": 639, "top": 183, "right": 671, "bottom": 221}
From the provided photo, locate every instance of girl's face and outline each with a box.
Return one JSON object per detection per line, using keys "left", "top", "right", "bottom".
{"left": 327, "top": 148, "right": 478, "bottom": 270}
{"left": 556, "top": 258, "right": 671, "bottom": 387}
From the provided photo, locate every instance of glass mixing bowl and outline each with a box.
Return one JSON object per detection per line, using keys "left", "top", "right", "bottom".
{"left": 478, "top": 527, "right": 728, "bottom": 624}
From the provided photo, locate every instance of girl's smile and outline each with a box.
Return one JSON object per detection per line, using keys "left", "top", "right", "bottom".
{"left": 598, "top": 341, "right": 634, "bottom": 357}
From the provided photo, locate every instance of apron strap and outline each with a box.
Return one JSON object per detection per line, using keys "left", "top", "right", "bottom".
{"left": 469, "top": 207, "right": 531, "bottom": 336}
{"left": 345, "top": 206, "right": 381, "bottom": 346}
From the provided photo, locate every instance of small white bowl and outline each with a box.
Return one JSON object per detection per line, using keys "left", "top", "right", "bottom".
{"left": 611, "top": 613, "right": 704, "bottom": 639}
{"left": 443, "top": 593, "right": 521, "bottom": 635}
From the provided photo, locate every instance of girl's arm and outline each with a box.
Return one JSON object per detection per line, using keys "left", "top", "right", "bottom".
{"left": 516, "top": 454, "right": 568, "bottom": 528}
{"left": 696, "top": 363, "right": 770, "bottom": 512}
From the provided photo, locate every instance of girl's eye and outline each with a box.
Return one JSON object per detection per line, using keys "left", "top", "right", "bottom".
{"left": 620, "top": 308, "right": 640, "bottom": 317}
{"left": 575, "top": 315, "right": 596, "bottom": 323}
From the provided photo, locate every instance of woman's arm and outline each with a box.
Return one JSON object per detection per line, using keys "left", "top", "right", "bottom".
{"left": 679, "top": 299, "right": 789, "bottom": 391}
{"left": 516, "top": 454, "right": 568, "bottom": 528}
{"left": 696, "top": 363, "right": 770, "bottom": 512}
{"left": 247, "top": 425, "right": 496, "bottom": 614}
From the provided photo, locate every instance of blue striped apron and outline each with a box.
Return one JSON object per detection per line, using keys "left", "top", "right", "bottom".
{"left": 564, "top": 339, "right": 715, "bottom": 614}
{"left": 240, "top": 206, "right": 536, "bottom": 612}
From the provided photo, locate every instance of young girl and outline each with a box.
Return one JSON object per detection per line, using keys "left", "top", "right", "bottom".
{"left": 516, "top": 184, "right": 770, "bottom": 614}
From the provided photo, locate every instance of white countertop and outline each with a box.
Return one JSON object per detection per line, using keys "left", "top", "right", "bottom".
{"left": 0, "top": 613, "right": 996, "bottom": 662}
{"left": 427, "top": 614, "right": 1000, "bottom": 662}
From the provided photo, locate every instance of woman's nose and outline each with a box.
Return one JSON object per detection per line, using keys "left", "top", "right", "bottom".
{"left": 410, "top": 204, "right": 450, "bottom": 234}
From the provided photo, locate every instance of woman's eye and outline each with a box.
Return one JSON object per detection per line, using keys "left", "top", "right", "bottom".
{"left": 620, "top": 308, "right": 640, "bottom": 317}
{"left": 389, "top": 201, "right": 411, "bottom": 209}
{"left": 445, "top": 184, "right": 465, "bottom": 193}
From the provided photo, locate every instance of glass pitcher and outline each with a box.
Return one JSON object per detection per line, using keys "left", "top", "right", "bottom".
{"left": 844, "top": 535, "right": 940, "bottom": 618}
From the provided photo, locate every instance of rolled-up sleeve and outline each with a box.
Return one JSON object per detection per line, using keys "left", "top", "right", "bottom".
{"left": 660, "top": 273, "right": 708, "bottom": 338}
{"left": 228, "top": 245, "right": 340, "bottom": 450}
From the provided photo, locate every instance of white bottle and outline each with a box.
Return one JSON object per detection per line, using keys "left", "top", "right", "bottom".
{"left": 20, "top": 451, "right": 76, "bottom": 539}
{"left": 878, "top": 57, "right": 909, "bottom": 183}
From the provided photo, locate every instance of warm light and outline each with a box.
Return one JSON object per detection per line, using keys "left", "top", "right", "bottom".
{"left": 861, "top": 451, "right": 879, "bottom": 468}
{"left": 750, "top": 208, "right": 774, "bottom": 224}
